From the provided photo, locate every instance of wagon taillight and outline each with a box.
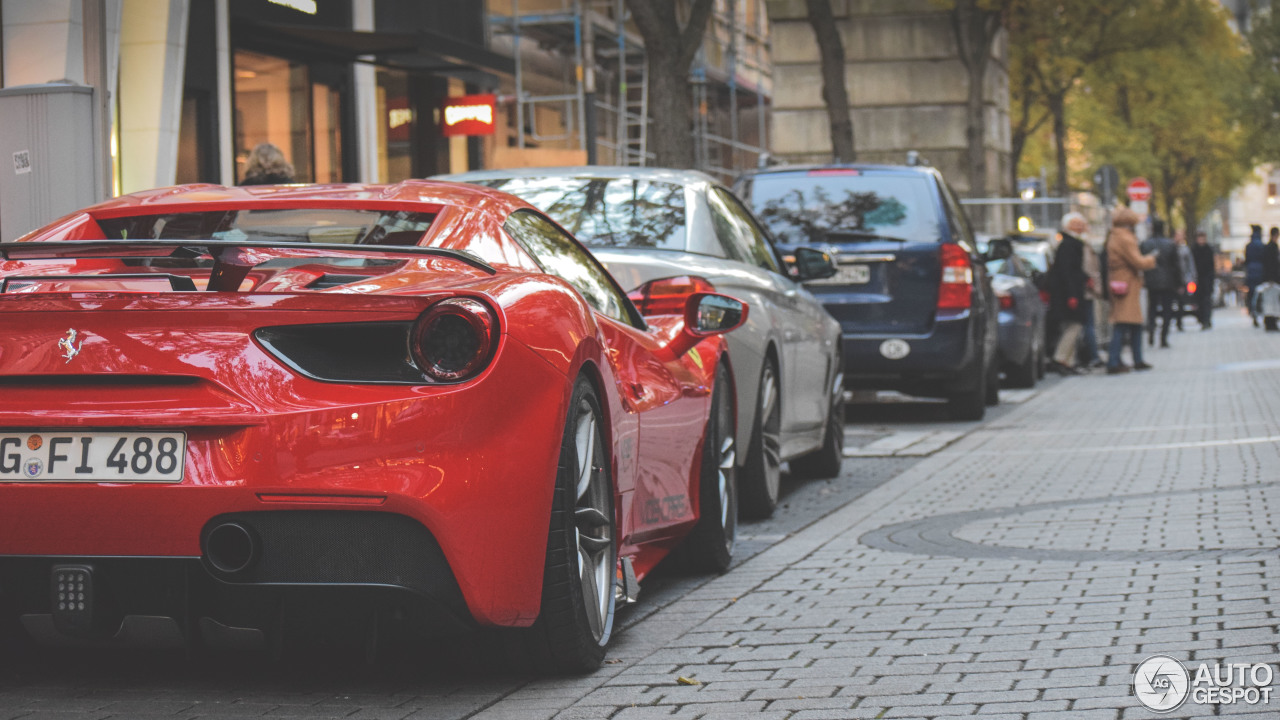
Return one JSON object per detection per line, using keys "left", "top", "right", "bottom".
{"left": 937, "top": 244, "right": 973, "bottom": 311}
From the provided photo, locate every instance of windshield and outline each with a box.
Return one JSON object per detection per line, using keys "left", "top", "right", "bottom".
{"left": 474, "top": 176, "right": 688, "bottom": 250}
{"left": 744, "top": 173, "right": 941, "bottom": 245}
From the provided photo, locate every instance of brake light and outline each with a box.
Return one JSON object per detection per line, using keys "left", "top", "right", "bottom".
{"left": 627, "top": 275, "right": 716, "bottom": 316}
{"left": 807, "top": 168, "right": 861, "bottom": 176}
{"left": 1038, "top": 290, "right": 1050, "bottom": 305}
{"left": 410, "top": 298, "right": 498, "bottom": 382}
{"left": 937, "top": 244, "right": 972, "bottom": 310}
{"left": 997, "top": 293, "right": 1013, "bottom": 310}
{"left": 1187, "top": 281, "right": 1197, "bottom": 294}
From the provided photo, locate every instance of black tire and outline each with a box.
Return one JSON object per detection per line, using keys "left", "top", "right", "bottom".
{"left": 789, "top": 388, "right": 844, "bottom": 480}
{"left": 984, "top": 350, "right": 1001, "bottom": 406}
{"left": 675, "top": 364, "right": 738, "bottom": 574}
{"left": 1006, "top": 336, "right": 1038, "bottom": 389}
{"left": 523, "top": 377, "right": 616, "bottom": 674}
{"left": 739, "top": 360, "right": 782, "bottom": 519}
{"left": 947, "top": 356, "right": 986, "bottom": 421}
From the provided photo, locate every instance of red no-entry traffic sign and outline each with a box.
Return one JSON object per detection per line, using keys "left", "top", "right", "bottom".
{"left": 1127, "top": 177, "right": 1152, "bottom": 202}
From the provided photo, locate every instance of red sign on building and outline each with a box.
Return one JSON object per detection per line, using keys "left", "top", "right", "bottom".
{"left": 441, "top": 94, "right": 497, "bottom": 137}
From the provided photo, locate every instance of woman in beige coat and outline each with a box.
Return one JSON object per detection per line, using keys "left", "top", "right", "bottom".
{"left": 1106, "top": 207, "right": 1157, "bottom": 373}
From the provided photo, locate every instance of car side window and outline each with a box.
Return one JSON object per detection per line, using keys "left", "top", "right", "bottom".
{"left": 705, "top": 192, "right": 751, "bottom": 263}
{"left": 503, "top": 209, "right": 640, "bottom": 327}
{"left": 707, "top": 187, "right": 782, "bottom": 273}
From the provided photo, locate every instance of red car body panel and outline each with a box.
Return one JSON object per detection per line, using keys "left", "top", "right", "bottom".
{"left": 0, "top": 181, "right": 732, "bottom": 631}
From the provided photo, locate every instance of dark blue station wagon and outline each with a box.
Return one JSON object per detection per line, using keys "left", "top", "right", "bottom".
{"left": 736, "top": 164, "right": 1005, "bottom": 420}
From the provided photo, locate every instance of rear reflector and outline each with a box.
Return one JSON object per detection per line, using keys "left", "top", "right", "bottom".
{"left": 937, "top": 244, "right": 973, "bottom": 310}
{"left": 257, "top": 493, "right": 387, "bottom": 505}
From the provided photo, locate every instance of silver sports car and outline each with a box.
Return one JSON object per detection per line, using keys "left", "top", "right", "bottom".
{"left": 441, "top": 167, "right": 845, "bottom": 518}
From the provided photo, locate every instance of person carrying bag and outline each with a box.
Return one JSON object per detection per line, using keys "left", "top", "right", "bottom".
{"left": 1105, "top": 208, "right": 1157, "bottom": 373}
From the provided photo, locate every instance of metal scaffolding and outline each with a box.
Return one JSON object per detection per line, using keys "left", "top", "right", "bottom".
{"left": 488, "top": 0, "right": 771, "bottom": 179}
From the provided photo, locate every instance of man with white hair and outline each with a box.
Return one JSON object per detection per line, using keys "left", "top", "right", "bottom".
{"left": 1046, "top": 212, "right": 1090, "bottom": 374}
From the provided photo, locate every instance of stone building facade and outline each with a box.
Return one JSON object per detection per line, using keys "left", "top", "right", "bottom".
{"left": 765, "top": 0, "right": 1012, "bottom": 197}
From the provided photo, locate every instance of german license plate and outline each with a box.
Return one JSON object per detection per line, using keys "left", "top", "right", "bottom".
{"left": 809, "top": 263, "right": 871, "bottom": 285}
{"left": 0, "top": 431, "right": 186, "bottom": 482}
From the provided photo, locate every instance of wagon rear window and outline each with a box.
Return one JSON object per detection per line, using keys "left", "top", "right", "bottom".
{"left": 97, "top": 209, "right": 436, "bottom": 246}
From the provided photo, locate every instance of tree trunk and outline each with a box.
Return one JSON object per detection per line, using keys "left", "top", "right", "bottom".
{"left": 1048, "top": 91, "right": 1068, "bottom": 196}
{"left": 646, "top": 52, "right": 697, "bottom": 168}
{"left": 805, "top": 0, "right": 855, "bottom": 162}
{"left": 626, "top": 0, "right": 716, "bottom": 170}
{"left": 950, "top": 0, "right": 1003, "bottom": 197}
{"left": 965, "top": 64, "right": 987, "bottom": 197}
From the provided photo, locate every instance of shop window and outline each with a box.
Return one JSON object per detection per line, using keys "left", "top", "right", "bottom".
{"left": 233, "top": 49, "right": 347, "bottom": 184}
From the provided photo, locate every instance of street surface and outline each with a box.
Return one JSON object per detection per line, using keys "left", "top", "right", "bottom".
{"left": 1, "top": 308, "right": 1277, "bottom": 719}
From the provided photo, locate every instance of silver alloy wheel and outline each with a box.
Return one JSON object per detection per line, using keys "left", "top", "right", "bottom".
{"left": 572, "top": 400, "right": 612, "bottom": 642}
{"left": 759, "top": 364, "right": 781, "bottom": 497}
{"left": 718, "top": 435, "right": 735, "bottom": 529}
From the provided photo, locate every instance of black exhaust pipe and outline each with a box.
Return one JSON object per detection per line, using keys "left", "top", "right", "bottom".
{"left": 205, "top": 522, "right": 257, "bottom": 574}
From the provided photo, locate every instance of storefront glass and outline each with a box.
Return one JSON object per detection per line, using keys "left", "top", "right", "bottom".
{"left": 233, "top": 49, "right": 346, "bottom": 183}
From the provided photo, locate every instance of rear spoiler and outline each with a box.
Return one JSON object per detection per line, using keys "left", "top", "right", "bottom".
{"left": 0, "top": 239, "right": 495, "bottom": 292}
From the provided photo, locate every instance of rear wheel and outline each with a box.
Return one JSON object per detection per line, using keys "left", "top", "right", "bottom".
{"left": 1007, "top": 335, "right": 1038, "bottom": 389}
{"left": 739, "top": 361, "right": 782, "bottom": 519}
{"left": 523, "top": 377, "right": 616, "bottom": 674}
{"left": 984, "top": 349, "right": 1001, "bottom": 406}
{"left": 789, "top": 383, "right": 844, "bottom": 480}
{"left": 947, "top": 355, "right": 986, "bottom": 421}
{"left": 675, "top": 364, "right": 737, "bottom": 573}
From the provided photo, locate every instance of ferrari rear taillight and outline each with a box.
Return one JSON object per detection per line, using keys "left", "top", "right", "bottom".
{"left": 627, "top": 275, "right": 716, "bottom": 316}
{"left": 937, "top": 244, "right": 973, "bottom": 310}
{"left": 410, "top": 298, "right": 498, "bottom": 382}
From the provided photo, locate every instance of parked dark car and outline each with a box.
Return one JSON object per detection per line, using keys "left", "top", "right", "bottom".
{"left": 736, "top": 164, "right": 1007, "bottom": 420}
{"left": 983, "top": 246, "right": 1047, "bottom": 388}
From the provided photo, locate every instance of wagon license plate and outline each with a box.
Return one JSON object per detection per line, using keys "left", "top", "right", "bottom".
{"left": 806, "top": 263, "right": 871, "bottom": 286}
{"left": 0, "top": 431, "right": 186, "bottom": 483}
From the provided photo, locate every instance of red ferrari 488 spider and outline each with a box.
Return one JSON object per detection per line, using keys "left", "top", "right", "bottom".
{"left": 0, "top": 181, "right": 746, "bottom": 672}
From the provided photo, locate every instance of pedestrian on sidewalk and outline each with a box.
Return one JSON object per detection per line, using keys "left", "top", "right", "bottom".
{"left": 1140, "top": 219, "right": 1180, "bottom": 348}
{"left": 1079, "top": 236, "right": 1106, "bottom": 368}
{"left": 1174, "top": 229, "right": 1195, "bottom": 331}
{"left": 1047, "top": 212, "right": 1089, "bottom": 374}
{"left": 1191, "top": 231, "right": 1215, "bottom": 329}
{"left": 1106, "top": 207, "right": 1157, "bottom": 373}
{"left": 240, "top": 143, "right": 295, "bottom": 186}
{"left": 1259, "top": 228, "right": 1280, "bottom": 331}
{"left": 1244, "top": 225, "right": 1265, "bottom": 326}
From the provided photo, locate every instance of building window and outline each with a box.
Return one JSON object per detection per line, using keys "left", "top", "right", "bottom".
{"left": 233, "top": 49, "right": 346, "bottom": 183}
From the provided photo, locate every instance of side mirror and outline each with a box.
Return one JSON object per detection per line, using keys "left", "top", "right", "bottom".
{"left": 983, "top": 237, "right": 1013, "bottom": 262}
{"left": 664, "top": 292, "right": 749, "bottom": 358}
{"left": 793, "top": 246, "right": 838, "bottom": 281}
{"left": 687, "top": 292, "right": 748, "bottom": 335}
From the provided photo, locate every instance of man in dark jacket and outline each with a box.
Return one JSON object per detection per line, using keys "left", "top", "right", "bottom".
{"left": 1244, "top": 225, "right": 1265, "bottom": 326}
{"left": 1140, "top": 219, "right": 1181, "bottom": 348}
{"left": 1191, "top": 231, "right": 1215, "bottom": 329}
{"left": 1047, "top": 212, "right": 1089, "bottom": 374}
{"left": 1265, "top": 227, "right": 1280, "bottom": 284}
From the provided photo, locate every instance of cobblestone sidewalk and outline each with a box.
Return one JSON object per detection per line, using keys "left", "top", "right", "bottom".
{"left": 508, "top": 310, "right": 1279, "bottom": 719}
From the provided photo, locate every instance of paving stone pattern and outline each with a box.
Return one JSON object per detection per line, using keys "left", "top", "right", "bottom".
{"left": 1, "top": 310, "right": 1277, "bottom": 719}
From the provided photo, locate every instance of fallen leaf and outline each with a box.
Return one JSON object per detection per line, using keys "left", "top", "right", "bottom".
{"left": 676, "top": 676, "right": 701, "bottom": 686}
